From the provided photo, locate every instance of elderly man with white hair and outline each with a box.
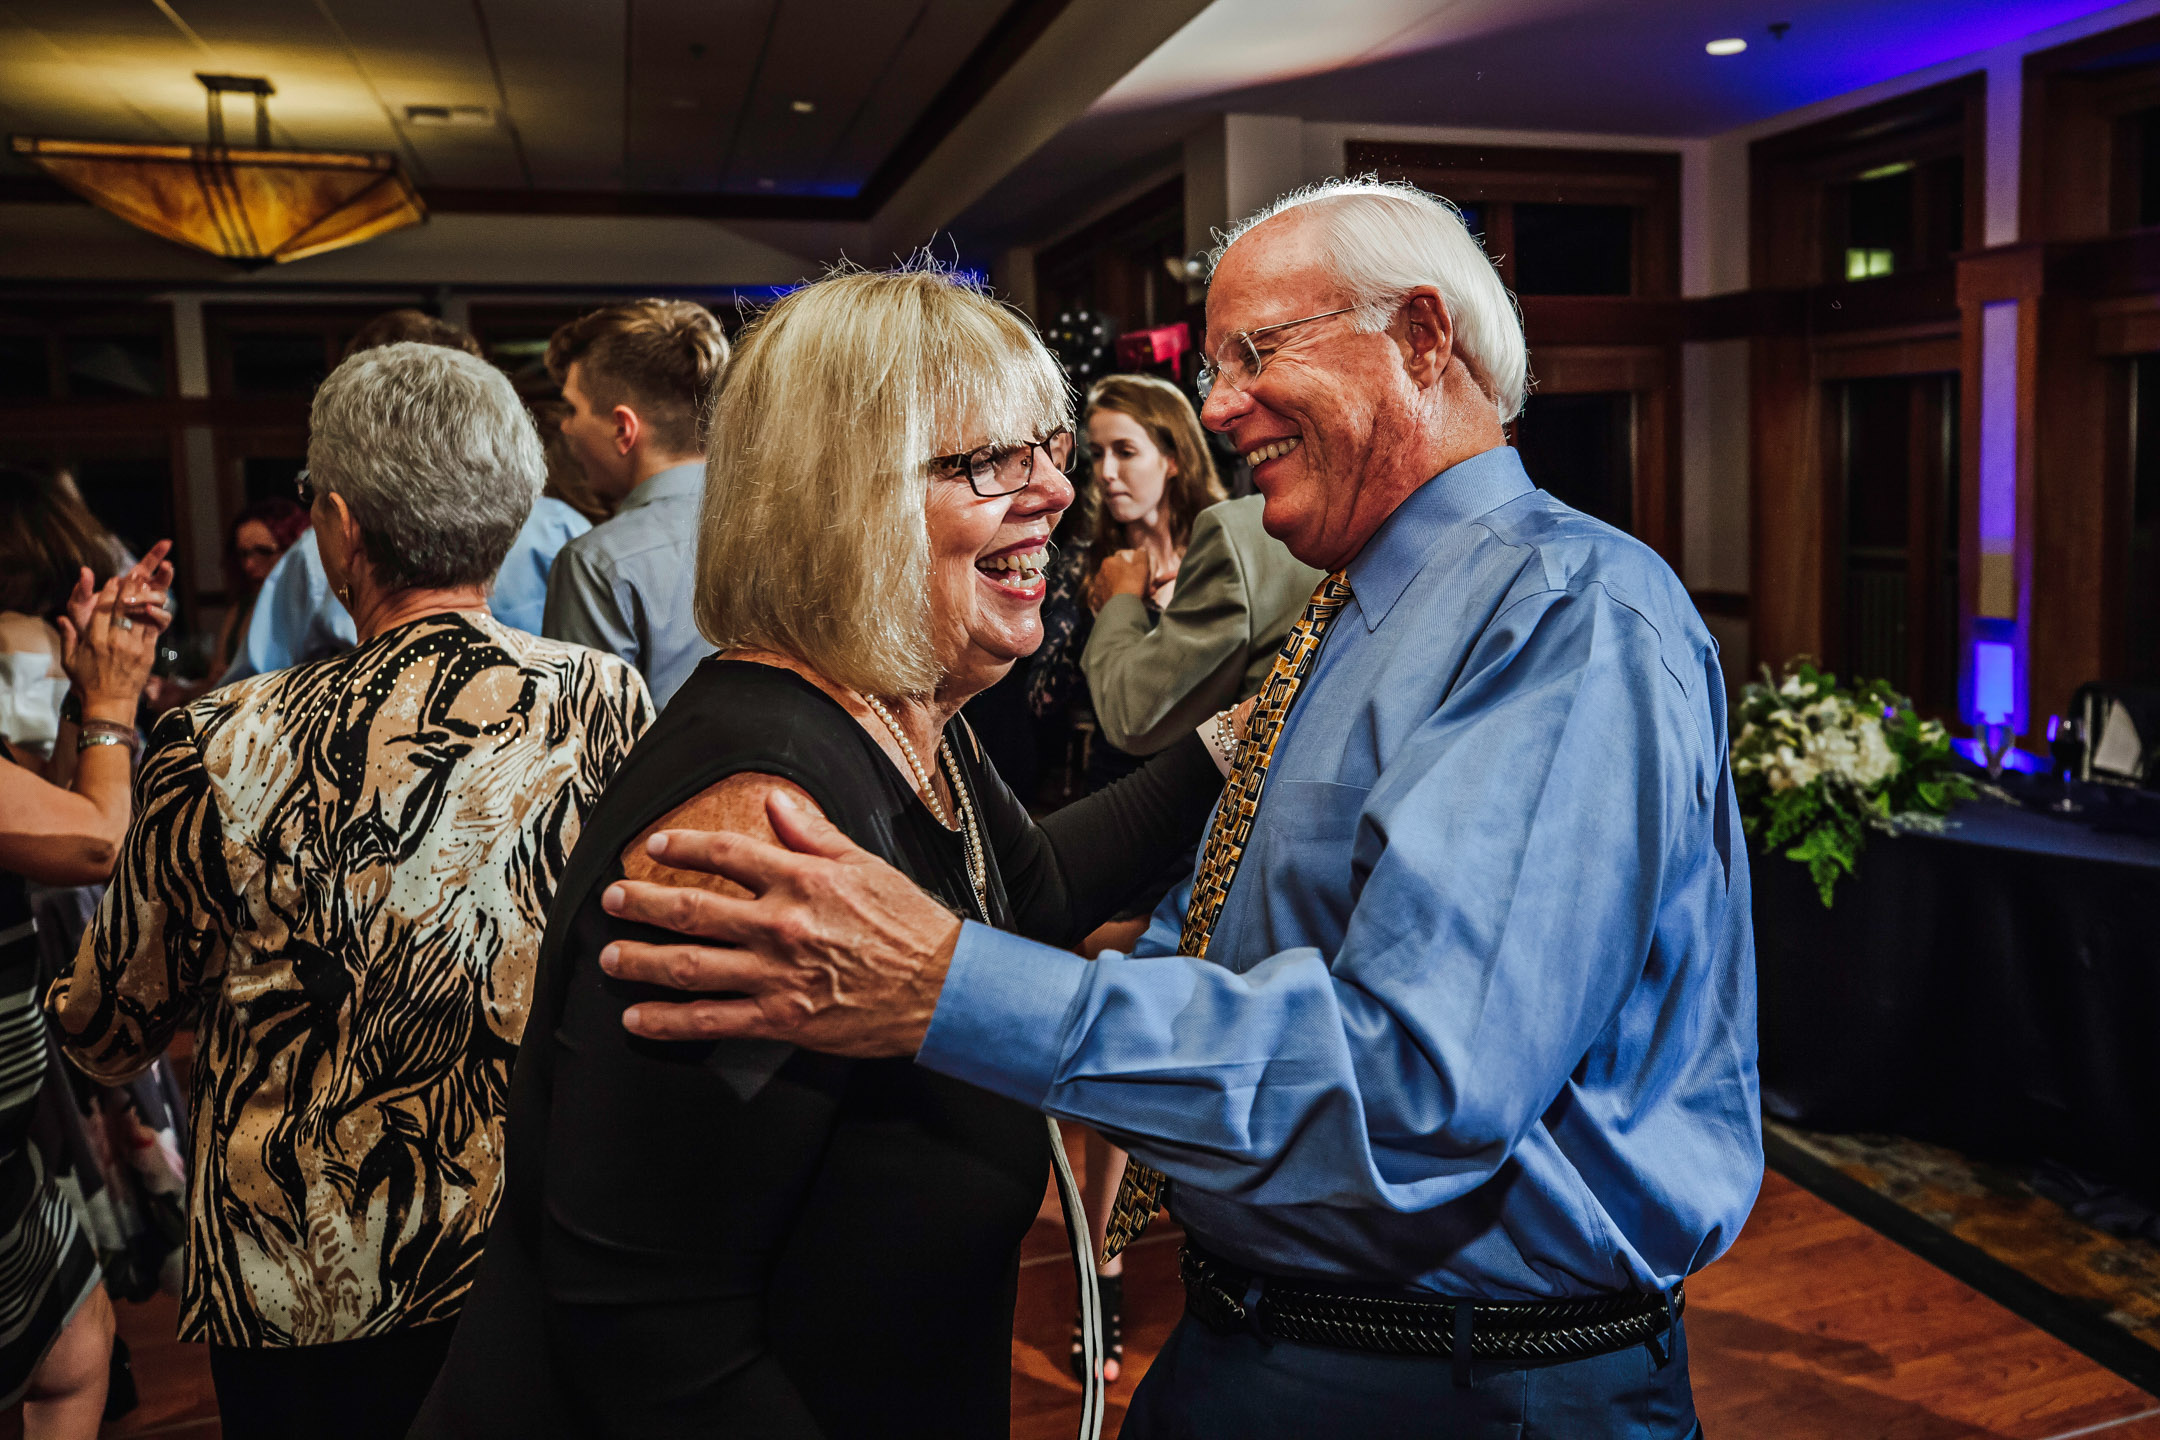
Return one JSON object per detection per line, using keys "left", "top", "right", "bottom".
{"left": 600, "top": 179, "right": 1758, "bottom": 1437}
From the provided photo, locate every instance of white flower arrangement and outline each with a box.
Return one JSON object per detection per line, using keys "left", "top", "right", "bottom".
{"left": 1733, "top": 660, "right": 1972, "bottom": 905}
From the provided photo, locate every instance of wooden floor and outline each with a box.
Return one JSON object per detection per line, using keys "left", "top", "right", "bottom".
{"left": 1012, "top": 1171, "right": 2160, "bottom": 1440}
{"left": 25, "top": 1170, "right": 2160, "bottom": 1438}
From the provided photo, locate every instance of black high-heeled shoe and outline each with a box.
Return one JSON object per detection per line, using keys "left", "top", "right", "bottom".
{"left": 1069, "top": 1272, "right": 1125, "bottom": 1383}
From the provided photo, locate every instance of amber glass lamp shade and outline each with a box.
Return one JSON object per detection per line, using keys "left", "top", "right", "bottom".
{"left": 9, "top": 135, "right": 426, "bottom": 268}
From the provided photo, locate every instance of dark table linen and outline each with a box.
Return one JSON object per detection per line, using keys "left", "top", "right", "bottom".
{"left": 1756, "top": 794, "right": 2160, "bottom": 1198}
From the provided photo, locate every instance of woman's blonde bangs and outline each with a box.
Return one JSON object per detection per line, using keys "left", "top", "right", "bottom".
{"left": 694, "top": 265, "right": 1071, "bottom": 699}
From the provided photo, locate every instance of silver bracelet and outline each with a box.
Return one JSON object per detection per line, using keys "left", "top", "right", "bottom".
{"left": 76, "top": 731, "right": 135, "bottom": 755}
{"left": 1208, "top": 709, "right": 1239, "bottom": 769}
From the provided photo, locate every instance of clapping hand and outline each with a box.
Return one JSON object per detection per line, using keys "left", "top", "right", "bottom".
{"left": 58, "top": 541, "right": 174, "bottom": 720}
{"left": 1085, "top": 549, "right": 1152, "bottom": 612}
{"left": 62, "top": 541, "right": 175, "bottom": 640}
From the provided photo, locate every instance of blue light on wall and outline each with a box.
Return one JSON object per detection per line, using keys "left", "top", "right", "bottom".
{"left": 1972, "top": 639, "right": 2016, "bottom": 723}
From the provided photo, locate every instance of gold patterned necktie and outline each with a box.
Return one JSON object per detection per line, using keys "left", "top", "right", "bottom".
{"left": 1099, "top": 569, "right": 1355, "bottom": 1263}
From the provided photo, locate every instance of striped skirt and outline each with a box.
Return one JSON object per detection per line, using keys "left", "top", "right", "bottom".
{"left": 0, "top": 928, "right": 101, "bottom": 1406}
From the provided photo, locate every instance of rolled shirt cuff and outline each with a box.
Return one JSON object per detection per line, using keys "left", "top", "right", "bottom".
{"left": 916, "top": 919, "right": 1089, "bottom": 1109}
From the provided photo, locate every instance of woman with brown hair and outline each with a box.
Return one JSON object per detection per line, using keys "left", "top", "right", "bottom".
{"left": 0, "top": 467, "right": 174, "bottom": 1437}
{"left": 1027, "top": 373, "right": 1227, "bottom": 796}
{"left": 210, "top": 497, "right": 310, "bottom": 676}
{"left": 0, "top": 470, "right": 125, "bottom": 772}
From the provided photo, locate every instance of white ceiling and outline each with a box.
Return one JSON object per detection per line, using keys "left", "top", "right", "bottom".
{"left": 952, "top": 0, "right": 2144, "bottom": 249}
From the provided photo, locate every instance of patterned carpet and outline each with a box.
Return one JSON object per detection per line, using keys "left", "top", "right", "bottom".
{"left": 1771, "top": 1122, "right": 2160, "bottom": 1359}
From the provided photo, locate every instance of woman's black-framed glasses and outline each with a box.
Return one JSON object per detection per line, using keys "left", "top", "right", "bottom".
{"left": 930, "top": 428, "right": 1077, "bottom": 498}
{"left": 1195, "top": 306, "right": 1358, "bottom": 401}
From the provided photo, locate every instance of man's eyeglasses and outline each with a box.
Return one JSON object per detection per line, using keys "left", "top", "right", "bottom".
{"left": 1195, "top": 306, "right": 1358, "bottom": 401}
{"left": 294, "top": 469, "right": 316, "bottom": 508}
{"left": 929, "top": 429, "right": 1077, "bottom": 498}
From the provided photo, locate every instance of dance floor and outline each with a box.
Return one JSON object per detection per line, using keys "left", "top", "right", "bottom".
{"left": 25, "top": 1162, "right": 2160, "bottom": 1439}
{"left": 1011, "top": 1169, "right": 2160, "bottom": 1440}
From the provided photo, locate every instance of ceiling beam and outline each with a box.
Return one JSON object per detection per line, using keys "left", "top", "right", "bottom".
{"left": 866, "top": 0, "right": 1215, "bottom": 256}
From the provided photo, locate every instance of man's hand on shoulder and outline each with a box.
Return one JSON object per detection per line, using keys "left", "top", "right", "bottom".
{"left": 599, "top": 787, "right": 962, "bottom": 1056}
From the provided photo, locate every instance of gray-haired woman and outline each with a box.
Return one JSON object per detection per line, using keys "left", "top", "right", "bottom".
{"left": 46, "top": 342, "right": 654, "bottom": 1440}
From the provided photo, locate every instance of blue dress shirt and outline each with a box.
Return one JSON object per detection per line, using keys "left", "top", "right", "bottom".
{"left": 918, "top": 445, "right": 1760, "bottom": 1301}
{"left": 541, "top": 462, "right": 713, "bottom": 709}
{"left": 221, "top": 498, "right": 590, "bottom": 682}
{"left": 489, "top": 498, "right": 592, "bottom": 635}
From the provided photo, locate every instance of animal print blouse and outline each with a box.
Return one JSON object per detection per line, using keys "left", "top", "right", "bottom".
{"left": 47, "top": 611, "right": 652, "bottom": 1347}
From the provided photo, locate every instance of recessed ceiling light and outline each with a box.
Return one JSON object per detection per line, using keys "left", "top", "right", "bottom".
{"left": 790, "top": 100, "right": 816, "bottom": 114}
{"left": 405, "top": 104, "right": 494, "bottom": 127}
{"left": 1705, "top": 37, "right": 1747, "bottom": 56}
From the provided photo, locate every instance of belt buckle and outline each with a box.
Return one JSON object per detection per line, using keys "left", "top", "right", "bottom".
{"left": 1180, "top": 1246, "right": 1252, "bottom": 1332}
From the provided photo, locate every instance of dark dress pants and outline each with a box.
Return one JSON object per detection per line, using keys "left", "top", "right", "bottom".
{"left": 208, "top": 1320, "right": 456, "bottom": 1440}
{"left": 1122, "top": 1310, "right": 1701, "bottom": 1440}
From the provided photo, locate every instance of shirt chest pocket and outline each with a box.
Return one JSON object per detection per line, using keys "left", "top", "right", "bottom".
{"left": 1243, "top": 778, "right": 1372, "bottom": 958}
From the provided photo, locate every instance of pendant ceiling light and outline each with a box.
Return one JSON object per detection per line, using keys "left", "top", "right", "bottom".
{"left": 9, "top": 74, "right": 426, "bottom": 269}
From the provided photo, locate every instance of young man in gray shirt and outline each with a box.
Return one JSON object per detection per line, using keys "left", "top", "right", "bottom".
{"left": 542, "top": 300, "right": 729, "bottom": 707}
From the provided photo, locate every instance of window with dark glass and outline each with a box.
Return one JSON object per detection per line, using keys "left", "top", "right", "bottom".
{"left": 243, "top": 456, "right": 308, "bottom": 507}
{"left": 1836, "top": 374, "right": 1959, "bottom": 706}
{"left": 1511, "top": 204, "right": 1635, "bottom": 296}
{"left": 228, "top": 334, "right": 333, "bottom": 396}
{"left": 1830, "top": 154, "right": 1962, "bottom": 283}
{"left": 1513, "top": 392, "right": 1634, "bottom": 531}
{"left": 64, "top": 335, "right": 166, "bottom": 398}
{"left": 71, "top": 456, "right": 176, "bottom": 564}
{"left": 1844, "top": 167, "right": 1913, "bottom": 280}
{"left": 2137, "top": 106, "right": 2160, "bottom": 230}
{"left": 0, "top": 335, "right": 49, "bottom": 399}
{"left": 486, "top": 332, "right": 557, "bottom": 390}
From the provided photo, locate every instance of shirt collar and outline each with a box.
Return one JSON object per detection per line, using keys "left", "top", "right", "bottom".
{"left": 1343, "top": 445, "right": 1534, "bottom": 632}
{"left": 616, "top": 460, "right": 705, "bottom": 515}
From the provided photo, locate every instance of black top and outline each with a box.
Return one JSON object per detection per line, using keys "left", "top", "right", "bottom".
{"left": 414, "top": 658, "right": 1222, "bottom": 1440}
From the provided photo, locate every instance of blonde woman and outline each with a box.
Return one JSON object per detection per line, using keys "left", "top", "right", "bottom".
{"left": 415, "top": 268, "right": 1242, "bottom": 1439}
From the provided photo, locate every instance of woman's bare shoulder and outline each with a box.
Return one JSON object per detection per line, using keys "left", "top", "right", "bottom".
{"left": 619, "top": 773, "right": 823, "bottom": 897}
{"left": 0, "top": 611, "right": 59, "bottom": 657}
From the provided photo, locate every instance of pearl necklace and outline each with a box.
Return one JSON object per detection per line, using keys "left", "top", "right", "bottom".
{"left": 860, "top": 693, "right": 989, "bottom": 919}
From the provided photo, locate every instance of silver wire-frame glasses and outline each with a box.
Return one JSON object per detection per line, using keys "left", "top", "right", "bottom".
{"left": 1195, "top": 306, "right": 1358, "bottom": 399}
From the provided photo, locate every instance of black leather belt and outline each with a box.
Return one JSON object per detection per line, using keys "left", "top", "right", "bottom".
{"left": 1179, "top": 1241, "right": 1682, "bottom": 1384}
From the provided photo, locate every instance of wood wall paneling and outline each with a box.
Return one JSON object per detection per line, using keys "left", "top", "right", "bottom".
{"left": 1750, "top": 76, "right": 1986, "bottom": 291}
{"left": 2030, "top": 293, "right": 2115, "bottom": 725}
{"left": 1811, "top": 323, "right": 1961, "bottom": 383}
{"left": 1032, "top": 177, "right": 1187, "bottom": 340}
{"left": 2090, "top": 293, "right": 2160, "bottom": 355}
{"left": 1534, "top": 343, "right": 1681, "bottom": 561}
{"left": 1532, "top": 345, "right": 1666, "bottom": 394}
{"left": 1751, "top": 334, "right": 1824, "bottom": 669}
{"left": 2021, "top": 15, "right": 2160, "bottom": 243}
